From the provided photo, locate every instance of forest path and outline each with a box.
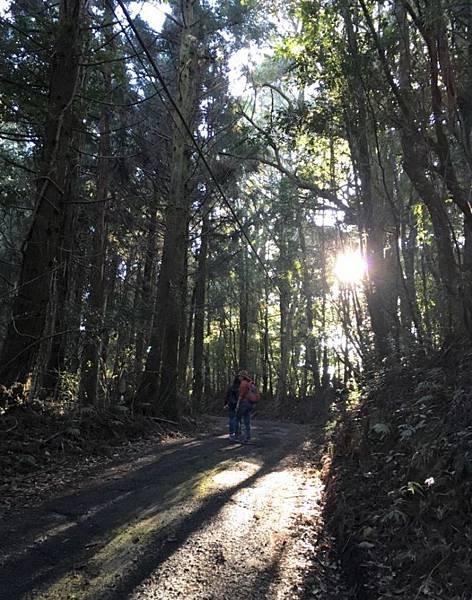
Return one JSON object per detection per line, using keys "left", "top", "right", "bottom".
{"left": 0, "top": 417, "right": 346, "bottom": 599}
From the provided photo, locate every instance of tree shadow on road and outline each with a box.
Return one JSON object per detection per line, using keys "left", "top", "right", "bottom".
{"left": 0, "top": 424, "right": 304, "bottom": 599}
{"left": 220, "top": 544, "right": 288, "bottom": 600}
{"left": 104, "top": 457, "right": 291, "bottom": 598}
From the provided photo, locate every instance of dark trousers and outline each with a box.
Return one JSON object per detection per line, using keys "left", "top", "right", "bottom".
{"left": 237, "top": 399, "right": 252, "bottom": 441}
{"left": 228, "top": 402, "right": 238, "bottom": 435}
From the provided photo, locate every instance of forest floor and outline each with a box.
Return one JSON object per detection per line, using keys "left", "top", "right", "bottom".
{"left": 0, "top": 416, "right": 350, "bottom": 600}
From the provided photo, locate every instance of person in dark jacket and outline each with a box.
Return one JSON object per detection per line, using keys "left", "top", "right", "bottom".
{"left": 224, "top": 375, "right": 240, "bottom": 439}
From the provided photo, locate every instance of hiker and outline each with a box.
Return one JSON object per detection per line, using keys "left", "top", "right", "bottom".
{"left": 236, "top": 369, "right": 260, "bottom": 444}
{"left": 224, "top": 375, "right": 240, "bottom": 439}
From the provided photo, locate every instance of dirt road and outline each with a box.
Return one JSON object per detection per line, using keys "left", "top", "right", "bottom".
{"left": 0, "top": 418, "right": 347, "bottom": 599}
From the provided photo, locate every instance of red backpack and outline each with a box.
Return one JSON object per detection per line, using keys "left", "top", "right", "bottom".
{"left": 245, "top": 382, "right": 260, "bottom": 403}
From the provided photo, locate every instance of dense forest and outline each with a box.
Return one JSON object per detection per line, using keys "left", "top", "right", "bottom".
{"left": 1, "top": 0, "right": 471, "bottom": 598}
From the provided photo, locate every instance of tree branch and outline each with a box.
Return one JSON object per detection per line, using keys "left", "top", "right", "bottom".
{"left": 260, "top": 82, "right": 294, "bottom": 109}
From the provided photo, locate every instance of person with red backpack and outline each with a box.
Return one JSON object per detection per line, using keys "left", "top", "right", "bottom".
{"left": 235, "top": 370, "right": 260, "bottom": 444}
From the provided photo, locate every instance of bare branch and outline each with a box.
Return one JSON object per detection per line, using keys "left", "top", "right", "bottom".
{"left": 0, "top": 154, "right": 37, "bottom": 174}
{"left": 219, "top": 150, "right": 349, "bottom": 212}
{"left": 260, "top": 82, "right": 294, "bottom": 109}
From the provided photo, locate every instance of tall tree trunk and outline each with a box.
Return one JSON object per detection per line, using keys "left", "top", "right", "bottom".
{"left": 363, "top": 0, "right": 465, "bottom": 339}
{"left": 297, "top": 209, "right": 320, "bottom": 391}
{"left": 342, "top": 3, "right": 395, "bottom": 360}
{"left": 451, "top": 1, "right": 472, "bottom": 336}
{"left": 180, "top": 285, "right": 196, "bottom": 394}
{"left": 400, "top": 200, "right": 425, "bottom": 346}
{"left": 260, "top": 286, "right": 270, "bottom": 398}
{"left": 203, "top": 300, "right": 212, "bottom": 399}
{"left": 238, "top": 248, "right": 249, "bottom": 369}
{"left": 192, "top": 201, "right": 210, "bottom": 407}
{"left": 177, "top": 236, "right": 190, "bottom": 390}
{"left": 0, "top": 0, "right": 88, "bottom": 386}
{"left": 139, "top": 0, "right": 199, "bottom": 418}
{"left": 400, "top": 133, "right": 462, "bottom": 338}
{"left": 111, "top": 252, "right": 136, "bottom": 390}
{"left": 101, "top": 250, "right": 120, "bottom": 397}
{"left": 79, "top": 6, "right": 113, "bottom": 406}
{"left": 134, "top": 209, "right": 158, "bottom": 380}
{"left": 41, "top": 140, "right": 81, "bottom": 396}
{"left": 276, "top": 275, "right": 292, "bottom": 402}
{"left": 463, "top": 222, "right": 472, "bottom": 333}
{"left": 68, "top": 257, "right": 88, "bottom": 375}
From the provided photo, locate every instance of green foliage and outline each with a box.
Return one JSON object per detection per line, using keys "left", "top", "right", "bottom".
{"left": 325, "top": 352, "right": 472, "bottom": 598}
{"left": 370, "top": 421, "right": 391, "bottom": 438}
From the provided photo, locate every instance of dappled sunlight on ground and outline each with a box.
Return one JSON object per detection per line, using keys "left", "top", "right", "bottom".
{"left": 129, "top": 453, "right": 328, "bottom": 599}
{"left": 0, "top": 419, "right": 348, "bottom": 599}
{"left": 211, "top": 467, "right": 256, "bottom": 487}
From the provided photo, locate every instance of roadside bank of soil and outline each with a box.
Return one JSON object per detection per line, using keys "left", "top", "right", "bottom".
{"left": 323, "top": 353, "right": 472, "bottom": 599}
{"left": 0, "top": 405, "right": 202, "bottom": 518}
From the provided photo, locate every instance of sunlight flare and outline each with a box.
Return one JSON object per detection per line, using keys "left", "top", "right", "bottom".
{"left": 334, "top": 250, "right": 366, "bottom": 284}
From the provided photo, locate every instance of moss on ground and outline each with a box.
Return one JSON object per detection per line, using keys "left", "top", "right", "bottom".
{"left": 35, "top": 456, "right": 240, "bottom": 599}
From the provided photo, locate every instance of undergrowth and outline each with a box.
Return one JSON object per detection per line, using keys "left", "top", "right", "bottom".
{"left": 323, "top": 349, "right": 472, "bottom": 600}
{"left": 0, "top": 394, "right": 197, "bottom": 492}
